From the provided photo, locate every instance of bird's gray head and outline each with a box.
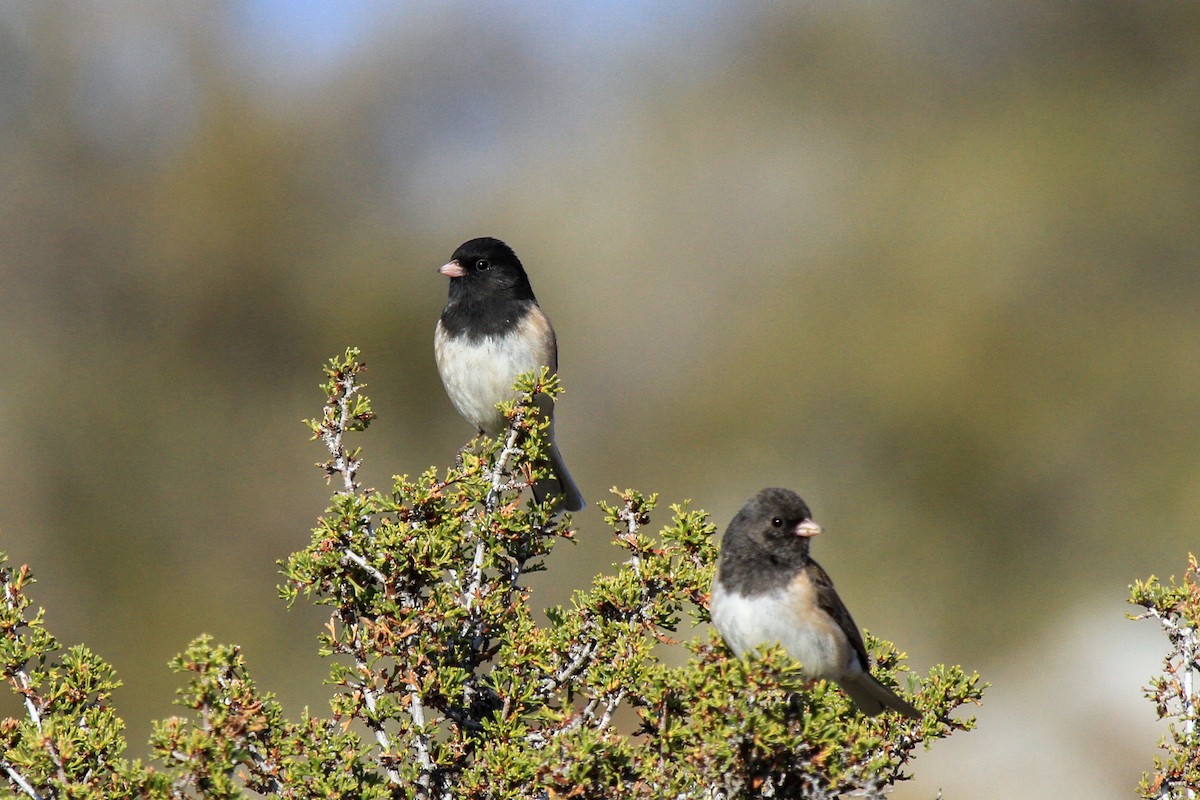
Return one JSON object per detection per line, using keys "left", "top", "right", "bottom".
{"left": 724, "top": 487, "right": 823, "bottom": 564}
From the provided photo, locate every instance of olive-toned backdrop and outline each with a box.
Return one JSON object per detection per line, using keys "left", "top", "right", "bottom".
{"left": 1, "top": 4, "right": 1196, "bottom": 797}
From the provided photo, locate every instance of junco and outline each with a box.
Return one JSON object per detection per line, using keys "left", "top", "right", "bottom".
{"left": 434, "top": 237, "right": 585, "bottom": 512}
{"left": 710, "top": 488, "right": 919, "bottom": 718}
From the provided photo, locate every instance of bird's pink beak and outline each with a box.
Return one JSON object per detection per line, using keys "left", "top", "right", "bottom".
{"left": 439, "top": 260, "right": 465, "bottom": 279}
{"left": 794, "top": 520, "right": 823, "bottom": 538}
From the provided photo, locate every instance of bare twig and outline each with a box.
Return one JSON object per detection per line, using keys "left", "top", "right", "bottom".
{"left": 617, "top": 501, "right": 645, "bottom": 575}
{"left": 1132, "top": 557, "right": 1200, "bottom": 800}
{"left": 1139, "top": 606, "right": 1199, "bottom": 733}
{"left": 595, "top": 689, "right": 626, "bottom": 730}
{"left": 461, "top": 539, "right": 488, "bottom": 615}
{"left": 485, "top": 422, "right": 523, "bottom": 512}
{"left": 537, "top": 640, "right": 597, "bottom": 699}
{"left": 3, "top": 574, "right": 67, "bottom": 788}
{"left": 317, "top": 368, "right": 367, "bottom": 495}
{"left": 1, "top": 762, "right": 43, "bottom": 800}
{"left": 340, "top": 549, "right": 387, "bottom": 587}
{"left": 210, "top": 668, "right": 283, "bottom": 796}
{"left": 453, "top": 421, "right": 525, "bottom": 647}
{"left": 315, "top": 363, "right": 384, "bottom": 590}
{"left": 338, "top": 610, "right": 402, "bottom": 787}
{"left": 406, "top": 683, "right": 436, "bottom": 800}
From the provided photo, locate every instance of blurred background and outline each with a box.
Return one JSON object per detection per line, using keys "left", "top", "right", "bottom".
{"left": 1, "top": 2, "right": 1197, "bottom": 796}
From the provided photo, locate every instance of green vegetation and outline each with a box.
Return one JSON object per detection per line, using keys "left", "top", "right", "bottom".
{"left": 0, "top": 351, "right": 983, "bottom": 798}
{"left": 1129, "top": 555, "right": 1200, "bottom": 798}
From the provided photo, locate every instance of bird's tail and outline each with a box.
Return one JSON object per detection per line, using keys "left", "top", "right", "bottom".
{"left": 533, "top": 430, "right": 585, "bottom": 513}
{"left": 527, "top": 393, "right": 584, "bottom": 512}
{"left": 839, "top": 674, "right": 920, "bottom": 719}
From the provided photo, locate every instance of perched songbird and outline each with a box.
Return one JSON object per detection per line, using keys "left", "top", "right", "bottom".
{"left": 710, "top": 488, "right": 919, "bottom": 717}
{"left": 434, "top": 237, "right": 585, "bottom": 512}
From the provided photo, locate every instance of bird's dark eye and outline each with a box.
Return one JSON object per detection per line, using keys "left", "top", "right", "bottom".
{"left": 771, "top": 517, "right": 784, "bottom": 528}
{"left": 475, "top": 259, "right": 490, "bottom": 271}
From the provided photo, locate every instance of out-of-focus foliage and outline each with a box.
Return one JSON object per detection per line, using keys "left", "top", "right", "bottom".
{"left": 0, "top": 4, "right": 1197, "bottom": 797}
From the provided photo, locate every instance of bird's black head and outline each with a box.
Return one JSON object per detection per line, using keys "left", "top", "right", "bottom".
{"left": 437, "top": 237, "right": 541, "bottom": 339}
{"left": 721, "top": 488, "right": 823, "bottom": 576}
{"left": 440, "top": 237, "right": 536, "bottom": 302}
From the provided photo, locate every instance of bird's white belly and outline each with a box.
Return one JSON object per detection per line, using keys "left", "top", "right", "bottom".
{"left": 435, "top": 325, "right": 549, "bottom": 434}
{"left": 710, "top": 581, "right": 856, "bottom": 680}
